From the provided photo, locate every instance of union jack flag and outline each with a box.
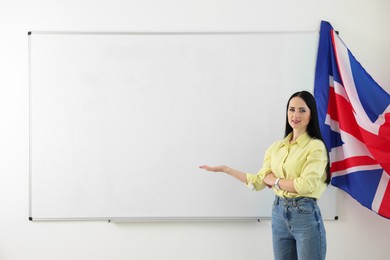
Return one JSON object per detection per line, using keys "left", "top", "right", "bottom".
{"left": 314, "top": 21, "right": 390, "bottom": 218}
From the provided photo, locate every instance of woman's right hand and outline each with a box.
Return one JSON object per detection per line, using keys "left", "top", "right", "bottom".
{"left": 199, "top": 165, "right": 227, "bottom": 173}
{"left": 199, "top": 165, "right": 248, "bottom": 184}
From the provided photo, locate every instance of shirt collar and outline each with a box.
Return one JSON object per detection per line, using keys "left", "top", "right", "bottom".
{"left": 280, "top": 132, "right": 311, "bottom": 147}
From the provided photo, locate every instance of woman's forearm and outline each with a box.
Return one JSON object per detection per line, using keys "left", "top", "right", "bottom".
{"left": 224, "top": 166, "right": 248, "bottom": 184}
{"left": 277, "top": 178, "right": 297, "bottom": 193}
{"left": 263, "top": 172, "right": 297, "bottom": 193}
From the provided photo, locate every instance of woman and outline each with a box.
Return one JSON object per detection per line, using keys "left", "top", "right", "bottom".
{"left": 200, "top": 90, "right": 330, "bottom": 260}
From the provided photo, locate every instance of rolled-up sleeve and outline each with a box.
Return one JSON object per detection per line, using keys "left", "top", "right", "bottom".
{"left": 246, "top": 145, "right": 273, "bottom": 191}
{"left": 293, "top": 140, "right": 327, "bottom": 195}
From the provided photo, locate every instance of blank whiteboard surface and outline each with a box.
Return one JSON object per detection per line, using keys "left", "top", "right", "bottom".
{"left": 29, "top": 32, "right": 338, "bottom": 221}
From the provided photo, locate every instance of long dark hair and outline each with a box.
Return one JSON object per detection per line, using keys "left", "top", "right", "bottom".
{"left": 284, "top": 91, "right": 331, "bottom": 184}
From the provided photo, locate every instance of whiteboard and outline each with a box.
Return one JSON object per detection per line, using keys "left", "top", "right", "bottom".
{"left": 29, "top": 31, "right": 338, "bottom": 221}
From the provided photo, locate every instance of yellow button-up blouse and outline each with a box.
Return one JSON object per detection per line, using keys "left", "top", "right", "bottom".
{"left": 246, "top": 132, "right": 328, "bottom": 199}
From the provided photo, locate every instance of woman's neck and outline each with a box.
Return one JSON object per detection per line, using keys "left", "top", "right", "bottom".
{"left": 291, "top": 129, "right": 306, "bottom": 142}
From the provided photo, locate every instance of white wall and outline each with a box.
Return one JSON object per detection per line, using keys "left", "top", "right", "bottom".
{"left": 0, "top": 0, "right": 389, "bottom": 259}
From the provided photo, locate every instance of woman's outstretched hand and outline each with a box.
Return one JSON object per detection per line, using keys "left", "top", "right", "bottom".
{"left": 199, "top": 165, "right": 227, "bottom": 173}
{"left": 199, "top": 165, "right": 248, "bottom": 184}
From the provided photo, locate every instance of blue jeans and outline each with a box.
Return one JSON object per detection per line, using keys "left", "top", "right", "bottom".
{"left": 272, "top": 196, "right": 326, "bottom": 260}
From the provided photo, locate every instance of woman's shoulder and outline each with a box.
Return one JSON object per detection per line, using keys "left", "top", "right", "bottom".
{"left": 268, "top": 136, "right": 289, "bottom": 150}
{"left": 308, "top": 137, "right": 327, "bottom": 150}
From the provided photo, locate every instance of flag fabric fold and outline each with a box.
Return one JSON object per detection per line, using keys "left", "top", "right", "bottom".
{"left": 314, "top": 21, "right": 390, "bottom": 218}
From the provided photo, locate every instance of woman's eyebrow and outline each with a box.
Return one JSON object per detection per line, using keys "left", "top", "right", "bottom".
{"left": 289, "top": 106, "right": 307, "bottom": 109}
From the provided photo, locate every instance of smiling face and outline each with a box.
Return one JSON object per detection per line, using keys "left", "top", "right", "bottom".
{"left": 288, "top": 96, "right": 311, "bottom": 135}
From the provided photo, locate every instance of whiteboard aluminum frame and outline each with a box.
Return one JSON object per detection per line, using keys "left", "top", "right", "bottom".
{"left": 28, "top": 30, "right": 338, "bottom": 222}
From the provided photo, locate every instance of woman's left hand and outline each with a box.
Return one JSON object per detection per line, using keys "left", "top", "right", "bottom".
{"left": 263, "top": 172, "right": 277, "bottom": 187}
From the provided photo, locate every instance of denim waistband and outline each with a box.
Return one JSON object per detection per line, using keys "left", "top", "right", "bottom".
{"left": 274, "top": 196, "right": 316, "bottom": 207}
